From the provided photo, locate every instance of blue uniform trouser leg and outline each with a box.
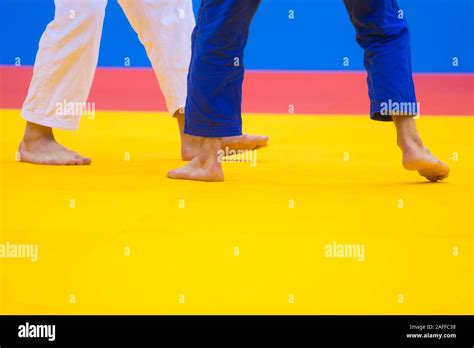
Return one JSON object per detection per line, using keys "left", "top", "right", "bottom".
{"left": 184, "top": 0, "right": 261, "bottom": 137}
{"left": 343, "top": 0, "right": 418, "bottom": 121}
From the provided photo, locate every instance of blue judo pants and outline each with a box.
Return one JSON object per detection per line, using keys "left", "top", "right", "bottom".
{"left": 185, "top": 0, "right": 418, "bottom": 138}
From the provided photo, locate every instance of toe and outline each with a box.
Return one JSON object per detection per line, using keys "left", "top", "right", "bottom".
{"left": 78, "top": 156, "right": 92, "bottom": 165}
{"left": 167, "top": 169, "right": 179, "bottom": 179}
{"left": 71, "top": 153, "right": 92, "bottom": 165}
{"left": 256, "top": 135, "right": 269, "bottom": 148}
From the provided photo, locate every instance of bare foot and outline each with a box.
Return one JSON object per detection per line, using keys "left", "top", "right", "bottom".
{"left": 402, "top": 145, "right": 450, "bottom": 182}
{"left": 175, "top": 110, "right": 269, "bottom": 160}
{"left": 167, "top": 138, "right": 224, "bottom": 182}
{"left": 394, "top": 116, "right": 449, "bottom": 182}
{"left": 18, "top": 122, "right": 91, "bottom": 165}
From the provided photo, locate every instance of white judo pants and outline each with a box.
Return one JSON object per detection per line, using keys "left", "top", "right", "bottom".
{"left": 21, "top": 0, "right": 195, "bottom": 130}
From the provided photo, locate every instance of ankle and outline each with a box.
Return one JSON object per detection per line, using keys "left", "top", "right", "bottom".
{"left": 393, "top": 117, "right": 423, "bottom": 152}
{"left": 397, "top": 136, "right": 423, "bottom": 152}
{"left": 198, "top": 138, "right": 222, "bottom": 164}
{"left": 23, "top": 122, "right": 54, "bottom": 143}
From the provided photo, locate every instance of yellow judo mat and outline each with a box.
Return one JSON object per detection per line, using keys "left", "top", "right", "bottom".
{"left": 0, "top": 109, "right": 472, "bottom": 314}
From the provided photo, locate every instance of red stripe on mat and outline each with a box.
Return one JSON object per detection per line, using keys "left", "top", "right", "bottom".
{"left": 1, "top": 66, "right": 473, "bottom": 115}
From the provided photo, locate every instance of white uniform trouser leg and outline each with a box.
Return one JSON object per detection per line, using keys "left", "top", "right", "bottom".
{"left": 22, "top": 0, "right": 107, "bottom": 130}
{"left": 118, "top": 0, "right": 194, "bottom": 117}
{"left": 21, "top": 0, "right": 194, "bottom": 130}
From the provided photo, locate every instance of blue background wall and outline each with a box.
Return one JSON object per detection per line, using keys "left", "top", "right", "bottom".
{"left": 1, "top": 0, "right": 473, "bottom": 72}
